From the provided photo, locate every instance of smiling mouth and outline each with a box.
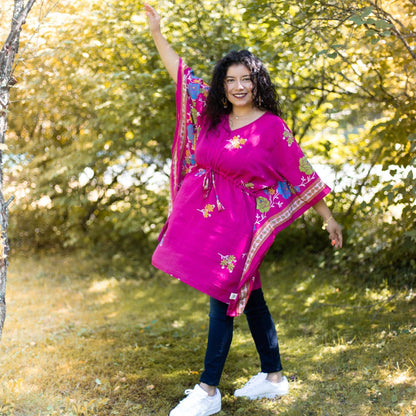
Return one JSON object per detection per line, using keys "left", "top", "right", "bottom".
{"left": 233, "top": 93, "right": 247, "bottom": 98}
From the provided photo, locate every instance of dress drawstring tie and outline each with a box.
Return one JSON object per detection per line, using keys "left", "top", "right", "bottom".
{"left": 202, "top": 169, "right": 225, "bottom": 211}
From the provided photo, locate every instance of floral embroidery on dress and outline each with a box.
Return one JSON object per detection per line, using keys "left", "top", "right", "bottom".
{"left": 255, "top": 188, "right": 283, "bottom": 225}
{"left": 226, "top": 135, "right": 247, "bottom": 150}
{"left": 187, "top": 124, "right": 195, "bottom": 146}
{"left": 218, "top": 253, "right": 237, "bottom": 272}
{"left": 277, "top": 181, "right": 292, "bottom": 199}
{"left": 299, "top": 156, "right": 314, "bottom": 175}
{"left": 188, "top": 83, "right": 201, "bottom": 100}
{"left": 197, "top": 204, "right": 215, "bottom": 218}
{"left": 256, "top": 196, "right": 271, "bottom": 213}
{"left": 190, "top": 107, "right": 198, "bottom": 125}
{"left": 183, "top": 149, "right": 195, "bottom": 174}
{"left": 243, "top": 182, "right": 255, "bottom": 189}
{"left": 289, "top": 183, "right": 301, "bottom": 194}
{"left": 283, "top": 128, "right": 295, "bottom": 146}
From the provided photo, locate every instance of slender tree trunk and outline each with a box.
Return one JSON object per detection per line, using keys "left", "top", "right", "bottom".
{"left": 0, "top": 0, "right": 37, "bottom": 340}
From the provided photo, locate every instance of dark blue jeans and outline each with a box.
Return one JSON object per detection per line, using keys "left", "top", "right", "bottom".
{"left": 200, "top": 288, "right": 282, "bottom": 386}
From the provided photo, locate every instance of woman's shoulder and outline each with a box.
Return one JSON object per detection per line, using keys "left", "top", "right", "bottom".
{"left": 260, "top": 113, "right": 296, "bottom": 149}
{"left": 263, "top": 111, "right": 284, "bottom": 123}
{"left": 261, "top": 112, "right": 287, "bottom": 131}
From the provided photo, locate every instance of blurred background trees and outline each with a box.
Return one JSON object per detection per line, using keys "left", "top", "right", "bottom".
{"left": 2, "top": 0, "right": 415, "bottom": 285}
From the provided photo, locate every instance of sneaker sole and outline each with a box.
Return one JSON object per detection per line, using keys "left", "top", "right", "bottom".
{"left": 170, "top": 404, "right": 221, "bottom": 416}
{"left": 207, "top": 406, "right": 221, "bottom": 416}
{"left": 200, "top": 404, "right": 221, "bottom": 416}
{"left": 236, "top": 391, "right": 288, "bottom": 400}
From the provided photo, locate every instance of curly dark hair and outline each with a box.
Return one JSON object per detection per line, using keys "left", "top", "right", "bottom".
{"left": 204, "top": 49, "right": 282, "bottom": 130}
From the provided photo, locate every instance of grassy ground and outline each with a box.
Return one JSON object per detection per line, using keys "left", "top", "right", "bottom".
{"left": 0, "top": 252, "right": 415, "bottom": 416}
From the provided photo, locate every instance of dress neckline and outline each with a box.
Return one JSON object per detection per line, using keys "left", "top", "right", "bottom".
{"left": 227, "top": 111, "right": 268, "bottom": 132}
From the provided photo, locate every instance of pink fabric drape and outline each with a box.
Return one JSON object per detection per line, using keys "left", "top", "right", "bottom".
{"left": 153, "top": 59, "right": 331, "bottom": 316}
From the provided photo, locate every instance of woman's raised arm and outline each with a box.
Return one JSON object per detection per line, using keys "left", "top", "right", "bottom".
{"left": 144, "top": 3, "right": 180, "bottom": 81}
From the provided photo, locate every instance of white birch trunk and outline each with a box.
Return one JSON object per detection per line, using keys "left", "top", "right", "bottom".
{"left": 0, "top": 0, "right": 37, "bottom": 340}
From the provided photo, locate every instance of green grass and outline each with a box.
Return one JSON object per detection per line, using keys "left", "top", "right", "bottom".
{"left": 0, "top": 252, "right": 415, "bottom": 415}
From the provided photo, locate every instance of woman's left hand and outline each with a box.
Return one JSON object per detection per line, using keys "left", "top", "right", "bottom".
{"left": 327, "top": 219, "right": 343, "bottom": 249}
{"left": 144, "top": 3, "right": 161, "bottom": 34}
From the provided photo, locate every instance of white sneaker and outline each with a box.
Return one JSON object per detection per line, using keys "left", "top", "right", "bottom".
{"left": 234, "top": 372, "right": 289, "bottom": 399}
{"left": 169, "top": 384, "right": 221, "bottom": 416}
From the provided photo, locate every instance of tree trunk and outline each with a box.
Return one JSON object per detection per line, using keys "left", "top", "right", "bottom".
{"left": 0, "top": 0, "right": 37, "bottom": 340}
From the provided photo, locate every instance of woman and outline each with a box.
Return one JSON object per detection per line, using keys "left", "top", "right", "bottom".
{"left": 144, "top": 4, "right": 343, "bottom": 416}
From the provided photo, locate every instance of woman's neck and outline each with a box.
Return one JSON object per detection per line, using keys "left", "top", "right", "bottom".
{"left": 230, "top": 106, "right": 261, "bottom": 119}
{"left": 228, "top": 108, "right": 266, "bottom": 130}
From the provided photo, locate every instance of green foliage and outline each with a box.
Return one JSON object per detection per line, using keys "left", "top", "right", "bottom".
{"left": 3, "top": 0, "right": 416, "bottom": 284}
{"left": 7, "top": 0, "right": 176, "bottom": 250}
{"left": 5, "top": 0, "right": 254, "bottom": 251}
{"left": 242, "top": 0, "right": 416, "bottom": 285}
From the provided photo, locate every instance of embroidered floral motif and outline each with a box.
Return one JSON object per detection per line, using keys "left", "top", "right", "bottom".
{"left": 256, "top": 196, "right": 270, "bottom": 213}
{"left": 183, "top": 149, "right": 195, "bottom": 174}
{"left": 226, "top": 135, "right": 247, "bottom": 150}
{"left": 244, "top": 182, "right": 254, "bottom": 189}
{"left": 283, "top": 128, "right": 295, "bottom": 146}
{"left": 197, "top": 204, "right": 215, "bottom": 218}
{"left": 188, "top": 83, "right": 201, "bottom": 100}
{"left": 299, "top": 156, "right": 314, "bottom": 175}
{"left": 263, "top": 187, "right": 275, "bottom": 195}
{"left": 277, "top": 181, "right": 292, "bottom": 199}
{"left": 289, "top": 183, "right": 301, "bottom": 194}
{"left": 218, "top": 253, "right": 237, "bottom": 272}
{"left": 187, "top": 124, "right": 195, "bottom": 145}
{"left": 190, "top": 107, "right": 198, "bottom": 125}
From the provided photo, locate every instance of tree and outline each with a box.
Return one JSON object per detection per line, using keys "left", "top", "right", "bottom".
{"left": 4, "top": 0, "right": 415, "bottom": 286}
{"left": 0, "top": 0, "right": 37, "bottom": 339}
{"left": 5, "top": 0, "right": 252, "bottom": 251}
{"left": 242, "top": 0, "right": 416, "bottom": 283}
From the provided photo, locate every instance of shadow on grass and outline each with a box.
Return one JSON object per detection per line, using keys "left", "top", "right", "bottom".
{"left": 101, "top": 262, "right": 415, "bottom": 415}
{"left": 1, "top": 254, "right": 415, "bottom": 415}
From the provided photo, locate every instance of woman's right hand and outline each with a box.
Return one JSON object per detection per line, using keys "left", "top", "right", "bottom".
{"left": 143, "top": 3, "right": 180, "bottom": 81}
{"left": 144, "top": 3, "right": 161, "bottom": 34}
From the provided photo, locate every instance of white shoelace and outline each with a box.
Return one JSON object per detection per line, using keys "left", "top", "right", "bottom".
{"left": 242, "top": 372, "right": 267, "bottom": 389}
{"left": 177, "top": 387, "right": 207, "bottom": 409}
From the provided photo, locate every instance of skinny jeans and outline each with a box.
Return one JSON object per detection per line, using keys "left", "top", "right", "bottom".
{"left": 200, "top": 288, "right": 282, "bottom": 386}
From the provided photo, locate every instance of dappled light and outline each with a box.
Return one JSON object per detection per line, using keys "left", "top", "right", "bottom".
{"left": 0, "top": 0, "right": 415, "bottom": 415}
{"left": 0, "top": 0, "right": 413, "bottom": 288}
{"left": 2, "top": 254, "right": 414, "bottom": 414}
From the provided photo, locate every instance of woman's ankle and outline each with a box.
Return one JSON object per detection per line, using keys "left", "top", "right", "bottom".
{"left": 199, "top": 382, "right": 217, "bottom": 396}
{"left": 266, "top": 371, "right": 283, "bottom": 383}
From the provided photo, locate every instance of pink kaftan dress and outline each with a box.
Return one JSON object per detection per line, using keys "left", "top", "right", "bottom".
{"left": 152, "top": 59, "right": 331, "bottom": 316}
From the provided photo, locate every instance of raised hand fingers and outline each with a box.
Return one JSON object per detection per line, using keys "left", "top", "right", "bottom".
{"left": 144, "top": 3, "right": 161, "bottom": 30}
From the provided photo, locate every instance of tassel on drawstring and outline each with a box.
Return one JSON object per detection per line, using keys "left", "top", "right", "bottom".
{"left": 202, "top": 169, "right": 225, "bottom": 211}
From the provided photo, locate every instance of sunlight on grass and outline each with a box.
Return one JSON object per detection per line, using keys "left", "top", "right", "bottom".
{"left": 0, "top": 252, "right": 415, "bottom": 415}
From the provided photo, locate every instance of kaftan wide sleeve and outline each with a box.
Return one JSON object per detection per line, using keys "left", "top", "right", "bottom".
{"left": 272, "top": 118, "right": 330, "bottom": 206}
{"left": 226, "top": 118, "right": 331, "bottom": 316}
{"left": 170, "top": 59, "right": 209, "bottom": 208}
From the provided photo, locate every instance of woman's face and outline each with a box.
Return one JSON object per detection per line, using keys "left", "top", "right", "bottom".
{"left": 224, "top": 64, "right": 254, "bottom": 110}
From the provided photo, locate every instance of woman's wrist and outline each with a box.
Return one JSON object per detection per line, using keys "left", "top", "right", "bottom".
{"left": 150, "top": 26, "right": 162, "bottom": 37}
{"left": 322, "top": 215, "right": 334, "bottom": 230}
